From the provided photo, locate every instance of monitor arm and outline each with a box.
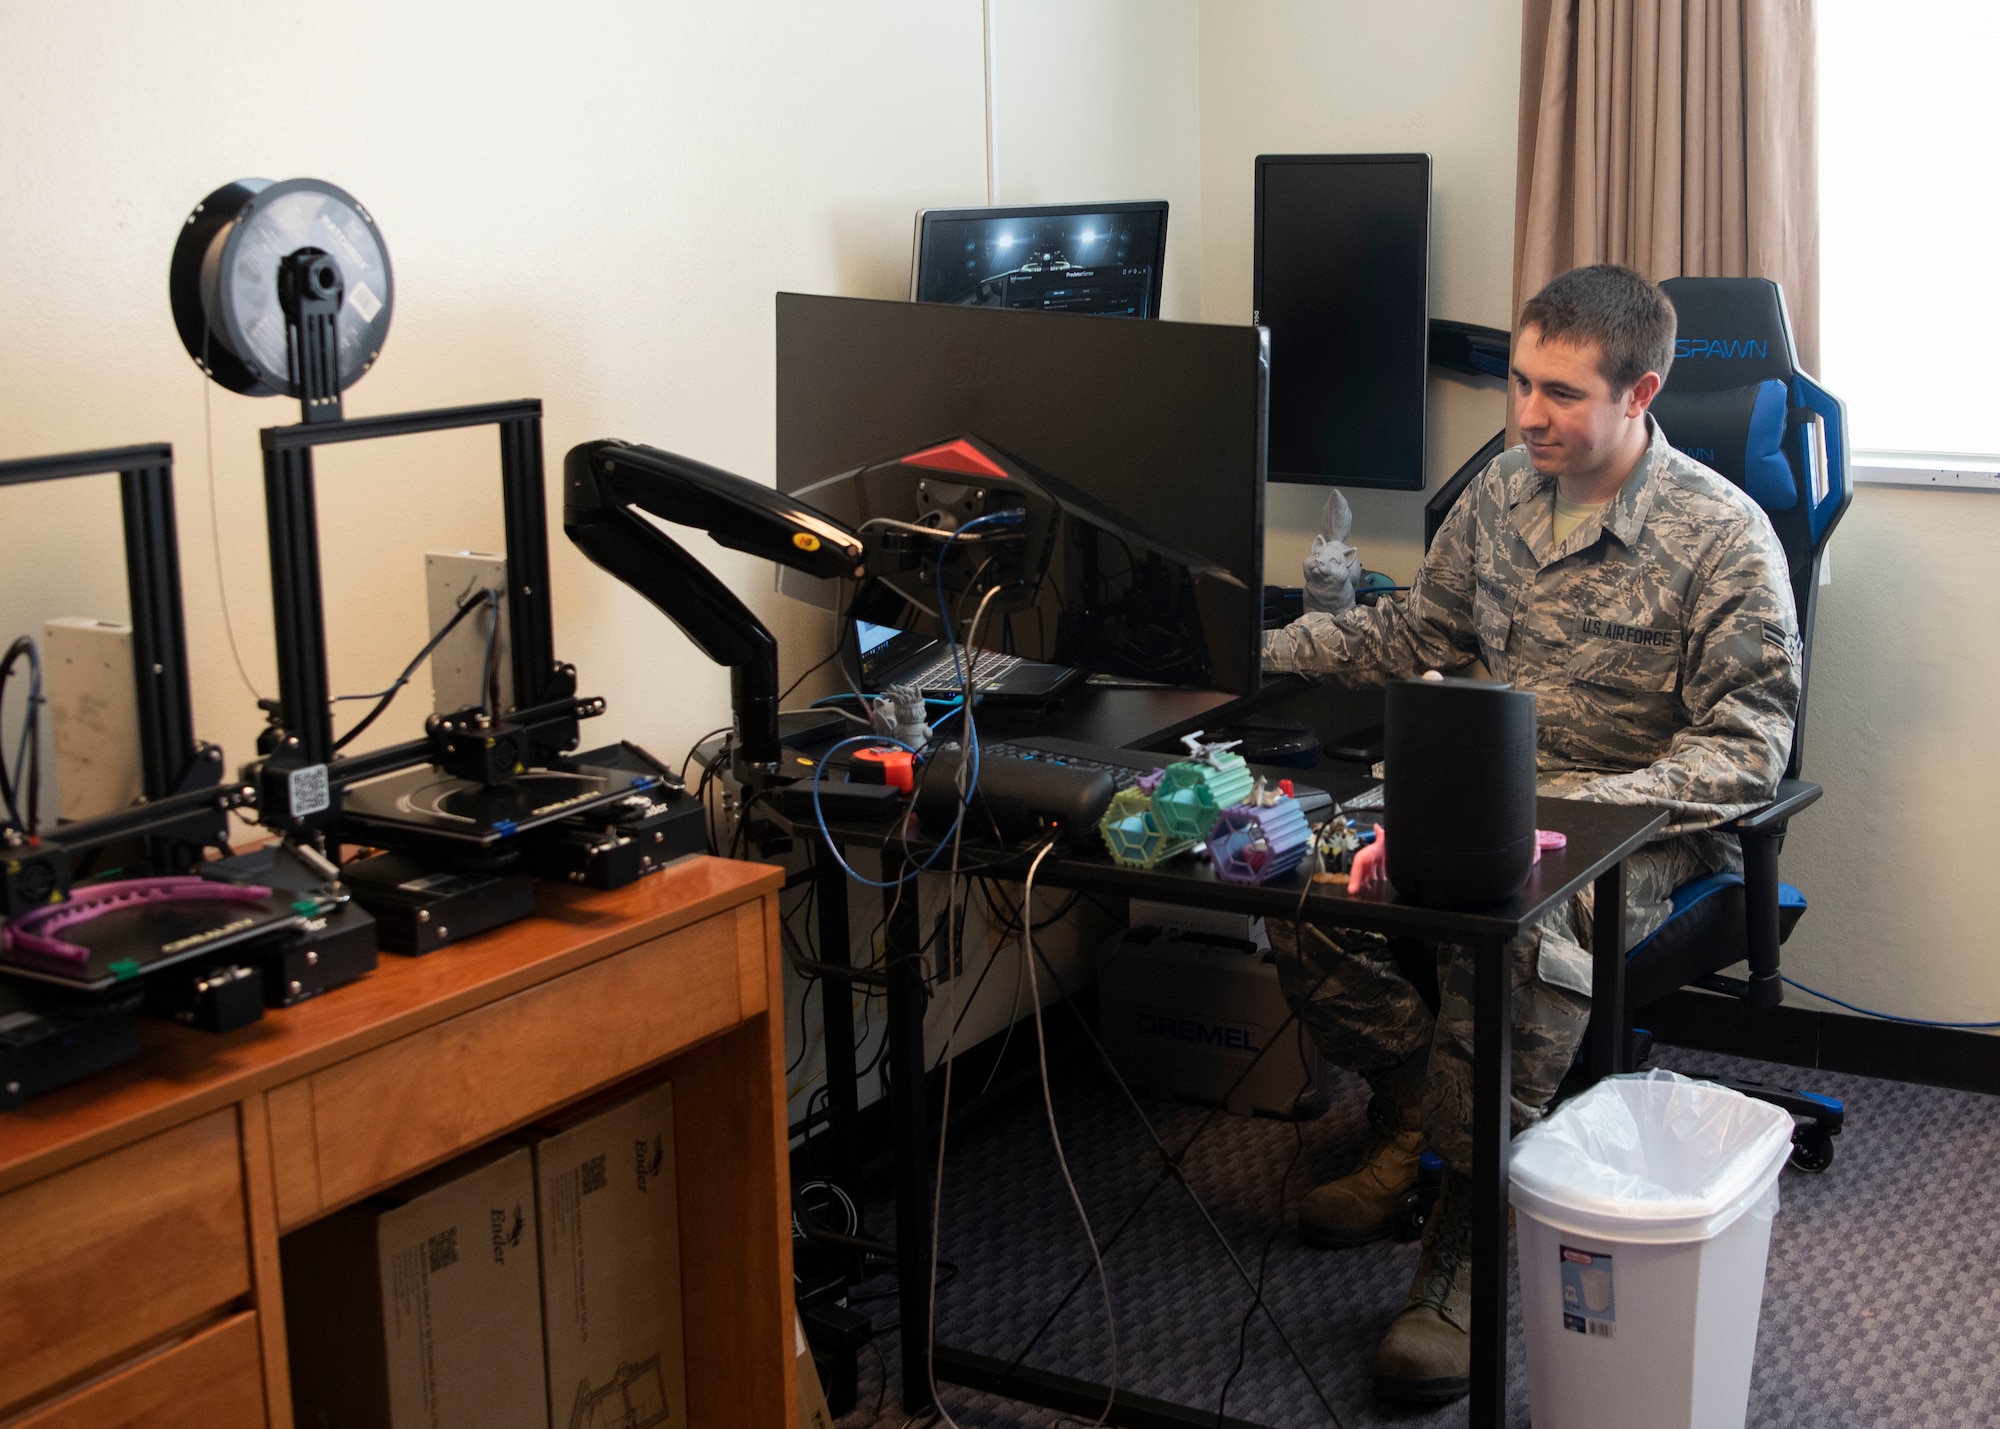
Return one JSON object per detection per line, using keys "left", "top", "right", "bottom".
{"left": 563, "top": 439, "right": 867, "bottom": 783}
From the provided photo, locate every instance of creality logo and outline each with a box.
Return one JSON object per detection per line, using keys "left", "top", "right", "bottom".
{"left": 1675, "top": 338, "right": 1768, "bottom": 360}
{"left": 1135, "top": 1010, "right": 1260, "bottom": 1053}
{"left": 490, "top": 1203, "right": 526, "bottom": 1263}
{"left": 635, "top": 1135, "right": 665, "bottom": 1193}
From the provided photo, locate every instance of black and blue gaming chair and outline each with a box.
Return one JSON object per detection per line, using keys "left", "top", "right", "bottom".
{"left": 1388, "top": 278, "right": 1854, "bottom": 1167}
{"left": 1593, "top": 276, "right": 1852, "bottom": 1167}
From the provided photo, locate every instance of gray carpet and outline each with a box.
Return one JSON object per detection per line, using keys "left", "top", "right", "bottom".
{"left": 831, "top": 1040, "right": 2000, "bottom": 1428}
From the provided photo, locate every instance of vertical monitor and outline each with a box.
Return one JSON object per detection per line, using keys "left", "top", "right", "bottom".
{"left": 910, "top": 200, "right": 1168, "bottom": 317}
{"left": 1254, "top": 154, "right": 1430, "bottom": 489}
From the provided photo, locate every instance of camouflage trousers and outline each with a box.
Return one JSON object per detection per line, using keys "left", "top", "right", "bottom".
{"left": 1268, "top": 833, "right": 1727, "bottom": 1174}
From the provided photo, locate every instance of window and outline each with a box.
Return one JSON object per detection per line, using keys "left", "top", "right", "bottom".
{"left": 1819, "top": 3, "right": 2000, "bottom": 461}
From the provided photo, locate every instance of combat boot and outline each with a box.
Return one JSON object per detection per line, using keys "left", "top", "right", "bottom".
{"left": 1374, "top": 1169, "right": 1471, "bottom": 1404}
{"left": 1297, "top": 1053, "right": 1427, "bottom": 1248}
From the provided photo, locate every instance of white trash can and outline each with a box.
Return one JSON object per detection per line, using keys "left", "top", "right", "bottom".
{"left": 1509, "top": 1069, "right": 1795, "bottom": 1429}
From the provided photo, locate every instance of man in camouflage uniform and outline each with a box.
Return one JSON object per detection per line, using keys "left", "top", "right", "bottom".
{"left": 1261, "top": 265, "right": 1801, "bottom": 1403}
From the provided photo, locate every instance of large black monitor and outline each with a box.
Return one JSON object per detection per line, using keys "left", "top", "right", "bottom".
{"left": 910, "top": 200, "right": 1168, "bottom": 317}
{"left": 1254, "top": 153, "right": 1430, "bottom": 489}
{"left": 775, "top": 292, "right": 1267, "bottom": 692}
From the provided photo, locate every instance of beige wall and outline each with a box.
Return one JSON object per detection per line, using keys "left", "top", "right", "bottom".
{"left": 0, "top": 1, "right": 989, "bottom": 795}
{"left": 1778, "top": 487, "right": 2000, "bottom": 1025}
{"left": 988, "top": 0, "right": 1205, "bottom": 320}
{"left": 1197, "top": 0, "right": 1524, "bottom": 585}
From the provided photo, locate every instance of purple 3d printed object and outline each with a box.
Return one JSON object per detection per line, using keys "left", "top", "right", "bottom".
{"left": 1208, "top": 796, "right": 1312, "bottom": 885}
{"left": 2, "top": 877, "right": 274, "bottom": 971}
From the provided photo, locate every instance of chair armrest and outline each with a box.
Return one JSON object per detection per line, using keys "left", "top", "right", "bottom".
{"left": 1725, "top": 779, "right": 1820, "bottom": 1009}
{"left": 1724, "top": 778, "right": 1822, "bottom": 834}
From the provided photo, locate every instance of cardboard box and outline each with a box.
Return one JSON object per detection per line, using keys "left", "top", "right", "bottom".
{"left": 527, "top": 1081, "right": 686, "bottom": 1429}
{"left": 282, "top": 1143, "right": 549, "bottom": 1429}
{"left": 796, "top": 1313, "right": 832, "bottom": 1429}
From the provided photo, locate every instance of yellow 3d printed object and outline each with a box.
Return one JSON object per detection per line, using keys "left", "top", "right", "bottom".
{"left": 1097, "top": 778, "right": 1195, "bottom": 869}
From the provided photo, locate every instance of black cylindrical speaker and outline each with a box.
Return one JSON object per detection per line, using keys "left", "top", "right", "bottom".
{"left": 1383, "top": 677, "right": 1537, "bottom": 908}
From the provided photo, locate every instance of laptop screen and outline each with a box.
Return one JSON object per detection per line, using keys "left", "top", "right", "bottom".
{"left": 855, "top": 620, "right": 937, "bottom": 686}
{"left": 856, "top": 620, "right": 899, "bottom": 657}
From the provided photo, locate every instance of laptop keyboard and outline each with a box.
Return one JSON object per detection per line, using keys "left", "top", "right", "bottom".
{"left": 907, "top": 649, "right": 1027, "bottom": 693}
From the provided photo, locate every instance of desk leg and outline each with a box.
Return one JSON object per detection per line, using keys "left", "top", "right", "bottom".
{"left": 885, "top": 874, "right": 935, "bottom": 1414}
{"left": 1589, "top": 857, "right": 1629, "bottom": 1081}
{"left": 1471, "top": 934, "right": 1513, "bottom": 1429}
{"left": 813, "top": 856, "right": 862, "bottom": 1212}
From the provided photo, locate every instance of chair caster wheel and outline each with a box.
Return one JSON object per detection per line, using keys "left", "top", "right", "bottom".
{"left": 1392, "top": 1188, "right": 1428, "bottom": 1242}
{"left": 1790, "top": 1125, "right": 1836, "bottom": 1173}
{"left": 1392, "top": 1151, "right": 1446, "bottom": 1241}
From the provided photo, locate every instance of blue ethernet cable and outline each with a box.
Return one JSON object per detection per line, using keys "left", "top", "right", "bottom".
{"left": 809, "top": 508, "right": 1022, "bottom": 890}
{"left": 1780, "top": 975, "right": 2000, "bottom": 1029}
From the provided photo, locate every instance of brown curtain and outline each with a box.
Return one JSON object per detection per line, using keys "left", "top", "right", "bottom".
{"left": 1513, "top": 0, "right": 1820, "bottom": 374}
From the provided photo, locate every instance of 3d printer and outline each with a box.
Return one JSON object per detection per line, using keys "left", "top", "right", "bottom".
{"left": 0, "top": 442, "right": 376, "bottom": 1097}
{"left": 168, "top": 178, "right": 702, "bottom": 948}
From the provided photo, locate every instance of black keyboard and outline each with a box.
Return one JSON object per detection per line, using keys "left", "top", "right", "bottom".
{"left": 981, "top": 739, "right": 1168, "bottom": 792}
{"left": 981, "top": 736, "right": 1334, "bottom": 819}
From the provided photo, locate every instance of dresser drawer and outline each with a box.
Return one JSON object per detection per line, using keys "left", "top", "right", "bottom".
{"left": 268, "top": 901, "right": 761, "bottom": 1226}
{"left": 0, "top": 1109, "right": 250, "bottom": 1414}
{"left": 10, "top": 1311, "right": 264, "bottom": 1429}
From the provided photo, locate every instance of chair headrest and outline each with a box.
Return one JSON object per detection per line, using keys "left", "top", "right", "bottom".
{"left": 1659, "top": 277, "right": 1800, "bottom": 392}
{"left": 1650, "top": 380, "right": 1798, "bottom": 512}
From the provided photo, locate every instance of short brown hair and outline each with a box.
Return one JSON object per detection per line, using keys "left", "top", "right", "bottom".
{"left": 1518, "top": 264, "right": 1676, "bottom": 393}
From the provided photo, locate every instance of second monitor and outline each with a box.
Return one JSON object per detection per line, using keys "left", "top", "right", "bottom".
{"left": 910, "top": 200, "right": 1168, "bottom": 318}
{"left": 1254, "top": 153, "right": 1430, "bottom": 490}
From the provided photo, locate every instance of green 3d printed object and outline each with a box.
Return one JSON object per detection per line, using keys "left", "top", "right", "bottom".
{"left": 1151, "top": 735, "right": 1256, "bottom": 844}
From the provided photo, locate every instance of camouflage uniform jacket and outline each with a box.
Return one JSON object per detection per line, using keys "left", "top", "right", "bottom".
{"left": 1263, "top": 419, "right": 1802, "bottom": 847}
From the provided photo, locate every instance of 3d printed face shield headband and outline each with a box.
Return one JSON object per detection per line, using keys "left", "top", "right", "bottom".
{"left": 1, "top": 877, "right": 274, "bottom": 970}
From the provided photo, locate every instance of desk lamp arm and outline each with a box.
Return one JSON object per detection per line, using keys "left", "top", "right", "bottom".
{"left": 562, "top": 440, "right": 867, "bottom": 780}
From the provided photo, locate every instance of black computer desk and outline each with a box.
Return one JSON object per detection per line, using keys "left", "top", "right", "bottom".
{"left": 795, "top": 688, "right": 1664, "bottom": 1429}
{"left": 972, "top": 672, "right": 1376, "bottom": 753}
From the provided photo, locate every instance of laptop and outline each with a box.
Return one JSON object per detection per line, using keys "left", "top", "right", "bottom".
{"left": 854, "top": 619, "right": 1079, "bottom": 703}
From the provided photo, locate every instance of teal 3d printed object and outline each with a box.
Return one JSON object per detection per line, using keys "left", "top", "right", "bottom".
{"left": 1209, "top": 795, "right": 1313, "bottom": 885}
{"left": 1152, "top": 746, "right": 1255, "bottom": 844}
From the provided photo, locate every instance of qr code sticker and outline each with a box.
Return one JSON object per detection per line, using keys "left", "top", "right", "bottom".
{"left": 580, "top": 1153, "right": 608, "bottom": 1196}
{"left": 289, "top": 763, "right": 331, "bottom": 818}
{"left": 428, "top": 1227, "right": 458, "bottom": 1272}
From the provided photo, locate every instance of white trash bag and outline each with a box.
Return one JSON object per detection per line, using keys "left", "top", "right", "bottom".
{"left": 1508, "top": 1070, "right": 1795, "bottom": 1429}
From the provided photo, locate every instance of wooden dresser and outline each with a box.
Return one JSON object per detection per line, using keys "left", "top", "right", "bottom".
{"left": 0, "top": 855, "right": 793, "bottom": 1429}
